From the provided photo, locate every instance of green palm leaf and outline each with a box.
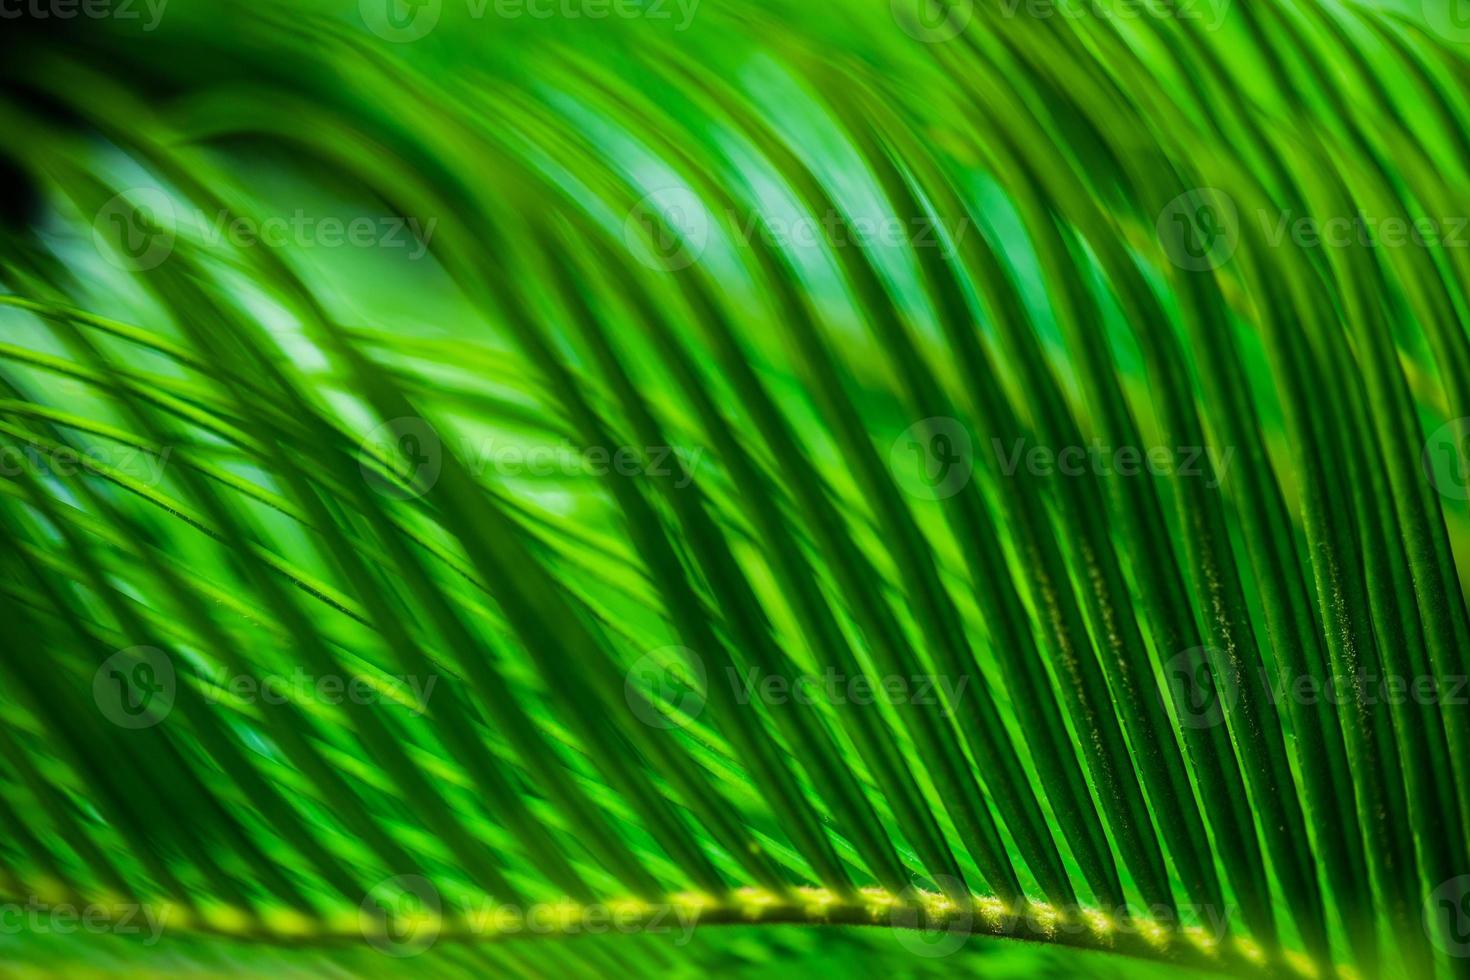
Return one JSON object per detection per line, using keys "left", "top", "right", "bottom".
{"left": 2, "top": 1, "right": 1469, "bottom": 976}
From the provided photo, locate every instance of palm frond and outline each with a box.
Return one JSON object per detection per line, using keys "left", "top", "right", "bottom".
{"left": 2, "top": 1, "right": 1469, "bottom": 976}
